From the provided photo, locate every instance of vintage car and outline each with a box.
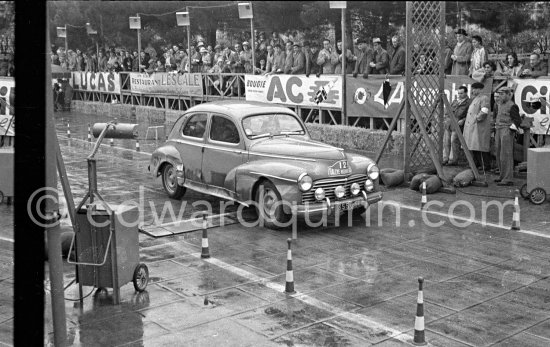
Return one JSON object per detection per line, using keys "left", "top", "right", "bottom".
{"left": 148, "top": 100, "right": 382, "bottom": 228}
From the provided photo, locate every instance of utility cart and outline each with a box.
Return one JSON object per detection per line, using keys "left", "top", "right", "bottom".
{"left": 67, "top": 121, "right": 149, "bottom": 304}
{"left": 520, "top": 148, "right": 550, "bottom": 205}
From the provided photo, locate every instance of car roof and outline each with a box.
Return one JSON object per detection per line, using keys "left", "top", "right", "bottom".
{"left": 186, "top": 100, "right": 297, "bottom": 119}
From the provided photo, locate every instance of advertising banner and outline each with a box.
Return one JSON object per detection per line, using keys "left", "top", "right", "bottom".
{"left": 245, "top": 75, "right": 342, "bottom": 108}
{"left": 0, "top": 77, "right": 14, "bottom": 117}
{"left": 512, "top": 78, "right": 550, "bottom": 135}
{"left": 129, "top": 72, "right": 203, "bottom": 96}
{"left": 346, "top": 75, "right": 493, "bottom": 118}
{"left": 71, "top": 72, "right": 120, "bottom": 94}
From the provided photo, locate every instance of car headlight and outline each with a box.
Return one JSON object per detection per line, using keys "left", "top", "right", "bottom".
{"left": 314, "top": 188, "right": 325, "bottom": 201}
{"left": 350, "top": 182, "right": 361, "bottom": 196}
{"left": 367, "top": 163, "right": 380, "bottom": 180}
{"left": 364, "top": 179, "right": 374, "bottom": 192}
{"left": 298, "top": 173, "right": 313, "bottom": 192}
{"left": 334, "top": 185, "right": 345, "bottom": 199}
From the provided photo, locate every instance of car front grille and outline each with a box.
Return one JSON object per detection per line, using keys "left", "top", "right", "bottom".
{"left": 301, "top": 174, "right": 369, "bottom": 204}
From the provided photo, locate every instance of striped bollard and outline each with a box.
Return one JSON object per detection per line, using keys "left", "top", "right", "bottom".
{"left": 87, "top": 123, "right": 91, "bottom": 142}
{"left": 413, "top": 277, "right": 427, "bottom": 345}
{"left": 110, "top": 138, "right": 114, "bottom": 147}
{"left": 201, "top": 214, "right": 210, "bottom": 259}
{"left": 421, "top": 181, "right": 427, "bottom": 209}
{"left": 67, "top": 123, "right": 71, "bottom": 138}
{"left": 285, "top": 238, "right": 295, "bottom": 294}
{"left": 511, "top": 189, "right": 520, "bottom": 230}
{"left": 135, "top": 138, "right": 140, "bottom": 152}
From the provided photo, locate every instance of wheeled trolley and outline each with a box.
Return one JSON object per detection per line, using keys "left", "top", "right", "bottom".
{"left": 520, "top": 148, "right": 550, "bottom": 205}
{"left": 0, "top": 147, "right": 13, "bottom": 204}
{"left": 67, "top": 121, "right": 148, "bottom": 304}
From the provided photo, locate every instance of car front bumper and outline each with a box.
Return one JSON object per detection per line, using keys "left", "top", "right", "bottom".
{"left": 292, "top": 191, "right": 383, "bottom": 217}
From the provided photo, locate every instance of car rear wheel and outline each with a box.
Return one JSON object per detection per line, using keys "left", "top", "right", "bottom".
{"left": 255, "top": 180, "right": 290, "bottom": 229}
{"left": 162, "top": 163, "right": 186, "bottom": 199}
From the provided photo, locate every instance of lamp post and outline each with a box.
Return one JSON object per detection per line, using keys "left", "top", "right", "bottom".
{"left": 330, "top": 1, "right": 347, "bottom": 125}
{"left": 176, "top": 10, "right": 191, "bottom": 72}
{"left": 129, "top": 16, "right": 141, "bottom": 72}
{"left": 86, "top": 22, "right": 99, "bottom": 63}
{"left": 56, "top": 25, "right": 67, "bottom": 54}
{"left": 238, "top": 3, "right": 255, "bottom": 72}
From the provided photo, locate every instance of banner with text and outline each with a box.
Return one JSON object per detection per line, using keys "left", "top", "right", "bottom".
{"left": 512, "top": 78, "right": 550, "bottom": 135}
{"left": 346, "top": 75, "right": 493, "bottom": 119}
{"left": 0, "top": 77, "right": 14, "bottom": 118}
{"left": 129, "top": 72, "right": 203, "bottom": 96}
{"left": 71, "top": 72, "right": 120, "bottom": 94}
{"left": 245, "top": 75, "right": 342, "bottom": 108}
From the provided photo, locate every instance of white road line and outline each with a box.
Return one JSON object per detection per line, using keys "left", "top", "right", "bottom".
{"left": 190, "top": 252, "right": 422, "bottom": 346}
{"left": 0, "top": 236, "right": 14, "bottom": 243}
{"left": 383, "top": 201, "right": 550, "bottom": 240}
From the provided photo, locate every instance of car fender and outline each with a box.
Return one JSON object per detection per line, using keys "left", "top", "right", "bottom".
{"left": 232, "top": 160, "right": 313, "bottom": 207}
{"left": 344, "top": 152, "right": 374, "bottom": 174}
{"left": 149, "top": 145, "right": 184, "bottom": 180}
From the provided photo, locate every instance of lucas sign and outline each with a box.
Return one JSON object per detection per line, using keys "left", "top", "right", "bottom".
{"left": 245, "top": 75, "right": 342, "bottom": 108}
{"left": 71, "top": 72, "right": 120, "bottom": 94}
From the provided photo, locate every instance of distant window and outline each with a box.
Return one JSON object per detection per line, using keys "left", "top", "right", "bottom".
{"left": 210, "top": 115, "right": 240, "bottom": 144}
{"left": 182, "top": 113, "right": 207, "bottom": 138}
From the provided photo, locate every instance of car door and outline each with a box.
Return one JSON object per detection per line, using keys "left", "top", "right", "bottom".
{"left": 202, "top": 113, "right": 246, "bottom": 193}
{"left": 175, "top": 112, "right": 208, "bottom": 184}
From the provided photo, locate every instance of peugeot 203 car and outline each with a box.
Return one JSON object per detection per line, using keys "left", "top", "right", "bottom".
{"left": 148, "top": 100, "right": 383, "bottom": 228}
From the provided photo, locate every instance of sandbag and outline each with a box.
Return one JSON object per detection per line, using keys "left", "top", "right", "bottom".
{"left": 380, "top": 169, "right": 405, "bottom": 187}
{"left": 424, "top": 175, "right": 442, "bottom": 194}
{"left": 410, "top": 173, "right": 431, "bottom": 191}
{"left": 453, "top": 169, "right": 475, "bottom": 187}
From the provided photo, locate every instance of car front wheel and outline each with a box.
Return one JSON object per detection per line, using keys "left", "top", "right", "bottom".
{"left": 255, "top": 180, "right": 290, "bottom": 229}
{"left": 162, "top": 163, "right": 186, "bottom": 199}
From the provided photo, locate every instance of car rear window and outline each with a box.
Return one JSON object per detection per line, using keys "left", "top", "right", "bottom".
{"left": 182, "top": 113, "right": 207, "bottom": 138}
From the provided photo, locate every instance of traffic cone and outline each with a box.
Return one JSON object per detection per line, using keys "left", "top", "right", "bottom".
{"left": 67, "top": 123, "right": 71, "bottom": 138}
{"left": 511, "top": 189, "right": 520, "bottom": 230}
{"left": 285, "top": 238, "right": 295, "bottom": 294}
{"left": 421, "top": 181, "right": 427, "bottom": 209}
{"left": 135, "top": 138, "right": 140, "bottom": 152}
{"left": 87, "top": 123, "right": 91, "bottom": 142}
{"left": 201, "top": 214, "right": 210, "bottom": 259}
{"left": 110, "top": 138, "right": 114, "bottom": 147}
{"left": 413, "top": 277, "right": 427, "bottom": 346}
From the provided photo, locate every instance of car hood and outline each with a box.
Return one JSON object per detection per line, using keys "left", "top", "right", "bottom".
{"left": 248, "top": 137, "right": 345, "bottom": 160}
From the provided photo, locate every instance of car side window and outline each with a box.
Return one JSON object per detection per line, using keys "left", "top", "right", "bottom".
{"left": 182, "top": 113, "right": 207, "bottom": 138}
{"left": 210, "top": 115, "right": 240, "bottom": 144}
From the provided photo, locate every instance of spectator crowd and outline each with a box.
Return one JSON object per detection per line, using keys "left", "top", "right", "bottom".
{"left": 0, "top": 35, "right": 14, "bottom": 77}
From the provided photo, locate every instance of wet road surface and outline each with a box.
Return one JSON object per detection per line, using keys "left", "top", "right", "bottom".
{"left": 2, "top": 110, "right": 550, "bottom": 346}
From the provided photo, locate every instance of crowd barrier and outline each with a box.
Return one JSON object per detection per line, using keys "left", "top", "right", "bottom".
{"left": 67, "top": 71, "right": 550, "bottom": 138}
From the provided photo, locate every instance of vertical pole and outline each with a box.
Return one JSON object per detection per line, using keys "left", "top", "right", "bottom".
{"left": 250, "top": 18, "right": 255, "bottom": 73}
{"left": 46, "top": 11, "right": 68, "bottom": 347}
{"left": 404, "top": 1, "right": 413, "bottom": 177}
{"left": 438, "top": 1, "right": 446, "bottom": 163}
{"left": 186, "top": 7, "right": 192, "bottom": 99}
{"left": 137, "top": 14, "right": 141, "bottom": 73}
{"left": 341, "top": 8, "right": 347, "bottom": 125}
{"left": 64, "top": 25, "right": 68, "bottom": 53}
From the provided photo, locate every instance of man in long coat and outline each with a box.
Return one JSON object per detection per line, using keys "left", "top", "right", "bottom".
{"left": 451, "top": 29, "right": 473, "bottom": 75}
{"left": 463, "top": 82, "right": 491, "bottom": 172}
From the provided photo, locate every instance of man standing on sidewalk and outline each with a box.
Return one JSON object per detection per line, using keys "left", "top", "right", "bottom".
{"left": 494, "top": 86, "right": 522, "bottom": 186}
{"left": 463, "top": 82, "right": 491, "bottom": 172}
{"left": 443, "top": 85, "right": 470, "bottom": 165}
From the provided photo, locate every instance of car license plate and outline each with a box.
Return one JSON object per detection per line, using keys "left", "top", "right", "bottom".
{"left": 336, "top": 200, "right": 363, "bottom": 212}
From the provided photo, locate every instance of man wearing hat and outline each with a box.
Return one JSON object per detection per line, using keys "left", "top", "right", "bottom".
{"left": 199, "top": 47, "right": 211, "bottom": 73}
{"left": 240, "top": 41, "right": 253, "bottom": 73}
{"left": 493, "top": 86, "right": 521, "bottom": 185}
{"left": 353, "top": 38, "right": 372, "bottom": 78}
{"left": 369, "top": 38, "right": 389, "bottom": 75}
{"left": 289, "top": 42, "right": 305, "bottom": 74}
{"left": 451, "top": 29, "right": 473, "bottom": 76}
{"left": 463, "top": 82, "right": 491, "bottom": 172}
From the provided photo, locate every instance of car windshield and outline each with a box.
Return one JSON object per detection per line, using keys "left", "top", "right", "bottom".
{"left": 242, "top": 114, "right": 305, "bottom": 139}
